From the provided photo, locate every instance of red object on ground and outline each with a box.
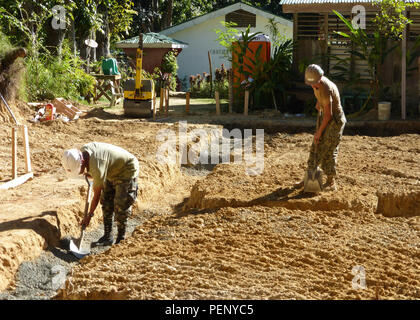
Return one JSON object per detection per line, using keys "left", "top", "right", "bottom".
{"left": 45, "top": 103, "right": 55, "bottom": 121}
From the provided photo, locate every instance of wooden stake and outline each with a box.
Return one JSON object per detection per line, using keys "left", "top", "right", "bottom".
{"left": 153, "top": 92, "right": 157, "bottom": 120}
{"left": 186, "top": 91, "right": 190, "bottom": 114}
{"left": 11, "top": 127, "right": 17, "bottom": 179}
{"left": 208, "top": 51, "right": 213, "bottom": 95}
{"left": 244, "top": 90, "right": 249, "bottom": 116}
{"left": 21, "top": 125, "right": 31, "bottom": 173}
{"left": 215, "top": 91, "right": 221, "bottom": 115}
{"left": 165, "top": 88, "right": 169, "bottom": 117}
{"left": 160, "top": 87, "right": 164, "bottom": 114}
{"left": 228, "top": 71, "right": 233, "bottom": 113}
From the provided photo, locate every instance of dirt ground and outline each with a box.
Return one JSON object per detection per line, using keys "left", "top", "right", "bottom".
{"left": 0, "top": 99, "right": 419, "bottom": 300}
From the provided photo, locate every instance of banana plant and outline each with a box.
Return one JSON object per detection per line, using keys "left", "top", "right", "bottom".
{"left": 333, "top": 9, "right": 398, "bottom": 114}
{"left": 241, "top": 39, "right": 294, "bottom": 111}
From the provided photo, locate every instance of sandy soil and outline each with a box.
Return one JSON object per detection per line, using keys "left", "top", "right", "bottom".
{"left": 0, "top": 100, "right": 419, "bottom": 299}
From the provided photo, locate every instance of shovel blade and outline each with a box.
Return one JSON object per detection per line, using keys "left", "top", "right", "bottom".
{"left": 303, "top": 168, "right": 323, "bottom": 193}
{"left": 69, "top": 239, "right": 90, "bottom": 258}
{"left": 69, "top": 231, "right": 90, "bottom": 259}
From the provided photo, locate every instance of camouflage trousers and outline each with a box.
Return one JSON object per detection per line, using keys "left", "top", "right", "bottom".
{"left": 307, "top": 116, "right": 346, "bottom": 177}
{"left": 100, "top": 178, "right": 138, "bottom": 234}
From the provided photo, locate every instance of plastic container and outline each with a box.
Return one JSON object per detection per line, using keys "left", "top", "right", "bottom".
{"left": 45, "top": 103, "right": 55, "bottom": 121}
{"left": 232, "top": 34, "right": 271, "bottom": 96}
{"left": 378, "top": 101, "right": 391, "bottom": 120}
{"left": 102, "top": 58, "right": 120, "bottom": 75}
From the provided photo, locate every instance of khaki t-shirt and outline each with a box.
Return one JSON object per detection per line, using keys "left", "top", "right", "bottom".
{"left": 313, "top": 76, "right": 346, "bottom": 124}
{"left": 81, "top": 142, "right": 139, "bottom": 188}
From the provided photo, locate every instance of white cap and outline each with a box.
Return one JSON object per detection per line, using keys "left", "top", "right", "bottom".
{"left": 62, "top": 149, "right": 82, "bottom": 178}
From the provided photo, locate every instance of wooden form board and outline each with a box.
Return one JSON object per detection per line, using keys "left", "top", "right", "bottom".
{"left": 0, "top": 125, "right": 33, "bottom": 190}
{"left": 52, "top": 98, "right": 82, "bottom": 120}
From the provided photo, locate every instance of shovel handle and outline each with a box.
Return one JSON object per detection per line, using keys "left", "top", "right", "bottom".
{"left": 313, "top": 111, "right": 321, "bottom": 162}
{"left": 81, "top": 175, "right": 93, "bottom": 230}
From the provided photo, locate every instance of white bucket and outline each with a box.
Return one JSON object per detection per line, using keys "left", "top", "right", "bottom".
{"left": 378, "top": 101, "right": 391, "bottom": 120}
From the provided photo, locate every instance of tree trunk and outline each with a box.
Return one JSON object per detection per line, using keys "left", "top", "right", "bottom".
{"left": 103, "top": 7, "right": 111, "bottom": 58}
{"left": 163, "top": 0, "right": 173, "bottom": 29}
{"left": 71, "top": 18, "right": 77, "bottom": 57}
{"left": 152, "top": 0, "right": 158, "bottom": 31}
{"left": 44, "top": 17, "right": 67, "bottom": 59}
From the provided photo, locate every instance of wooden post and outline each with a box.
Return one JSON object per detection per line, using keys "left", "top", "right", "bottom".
{"left": 21, "top": 125, "right": 31, "bottom": 173}
{"left": 153, "top": 92, "right": 157, "bottom": 120}
{"left": 215, "top": 91, "right": 221, "bottom": 115}
{"left": 186, "top": 91, "right": 190, "bottom": 114}
{"left": 11, "top": 127, "right": 17, "bottom": 179}
{"left": 244, "top": 90, "right": 249, "bottom": 116}
{"left": 208, "top": 51, "right": 213, "bottom": 95}
{"left": 228, "top": 70, "right": 233, "bottom": 113}
{"left": 165, "top": 88, "right": 169, "bottom": 117}
{"left": 160, "top": 87, "right": 164, "bottom": 114}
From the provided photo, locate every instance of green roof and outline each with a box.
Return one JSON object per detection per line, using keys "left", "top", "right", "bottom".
{"left": 116, "top": 32, "right": 188, "bottom": 49}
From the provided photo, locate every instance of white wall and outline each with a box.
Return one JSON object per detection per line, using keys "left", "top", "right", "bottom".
{"left": 163, "top": 14, "right": 293, "bottom": 90}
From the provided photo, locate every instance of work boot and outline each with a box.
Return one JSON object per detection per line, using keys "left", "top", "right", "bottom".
{"left": 294, "top": 180, "right": 305, "bottom": 189}
{"left": 323, "top": 176, "right": 337, "bottom": 191}
{"left": 95, "top": 225, "right": 114, "bottom": 246}
{"left": 96, "top": 233, "right": 114, "bottom": 246}
{"left": 115, "top": 228, "right": 126, "bottom": 245}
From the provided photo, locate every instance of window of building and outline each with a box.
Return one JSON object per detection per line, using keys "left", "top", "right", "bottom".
{"left": 225, "top": 9, "right": 256, "bottom": 28}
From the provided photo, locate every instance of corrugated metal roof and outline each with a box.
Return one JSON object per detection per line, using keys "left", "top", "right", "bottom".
{"left": 116, "top": 32, "right": 188, "bottom": 48}
{"left": 281, "top": 0, "right": 419, "bottom": 4}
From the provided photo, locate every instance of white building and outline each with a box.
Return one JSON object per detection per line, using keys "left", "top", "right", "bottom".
{"left": 160, "top": 2, "right": 293, "bottom": 89}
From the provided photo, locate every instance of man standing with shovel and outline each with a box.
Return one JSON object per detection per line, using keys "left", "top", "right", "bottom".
{"left": 62, "top": 142, "right": 139, "bottom": 245}
{"left": 302, "top": 64, "right": 347, "bottom": 191}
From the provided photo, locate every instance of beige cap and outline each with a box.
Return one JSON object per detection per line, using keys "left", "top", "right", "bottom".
{"left": 62, "top": 149, "right": 82, "bottom": 178}
{"left": 305, "top": 64, "right": 324, "bottom": 85}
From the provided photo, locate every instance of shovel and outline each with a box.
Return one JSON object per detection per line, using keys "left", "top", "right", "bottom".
{"left": 303, "top": 112, "right": 323, "bottom": 193}
{"left": 69, "top": 175, "right": 92, "bottom": 258}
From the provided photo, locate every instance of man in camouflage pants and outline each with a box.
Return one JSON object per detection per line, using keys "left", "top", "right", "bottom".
{"left": 62, "top": 142, "right": 139, "bottom": 245}
{"left": 304, "top": 64, "right": 346, "bottom": 191}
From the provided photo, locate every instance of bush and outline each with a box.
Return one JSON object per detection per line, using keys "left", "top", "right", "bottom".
{"left": 189, "top": 64, "right": 230, "bottom": 98}
{"left": 161, "top": 50, "right": 178, "bottom": 91}
{"left": 191, "top": 79, "right": 229, "bottom": 99}
{"left": 0, "top": 30, "right": 13, "bottom": 57}
{"left": 25, "top": 41, "right": 95, "bottom": 101}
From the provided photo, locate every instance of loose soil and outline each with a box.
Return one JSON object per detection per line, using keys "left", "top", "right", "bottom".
{"left": 0, "top": 100, "right": 419, "bottom": 300}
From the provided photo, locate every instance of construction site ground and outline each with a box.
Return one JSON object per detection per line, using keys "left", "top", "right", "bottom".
{"left": 0, "top": 97, "right": 419, "bottom": 300}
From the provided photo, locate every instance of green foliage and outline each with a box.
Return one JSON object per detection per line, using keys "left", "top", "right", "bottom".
{"left": 107, "top": 0, "right": 137, "bottom": 42}
{"left": 333, "top": 10, "right": 398, "bottom": 109}
{"left": 191, "top": 78, "right": 229, "bottom": 99}
{"left": 372, "top": 0, "right": 419, "bottom": 39}
{"left": 0, "top": 30, "right": 14, "bottom": 57}
{"left": 160, "top": 50, "right": 179, "bottom": 91}
{"left": 232, "top": 26, "right": 263, "bottom": 83}
{"left": 25, "top": 41, "right": 95, "bottom": 101}
{"left": 265, "top": 17, "right": 288, "bottom": 48}
{"left": 213, "top": 21, "right": 240, "bottom": 61}
{"left": 333, "top": 1, "right": 420, "bottom": 115}
{"left": 161, "top": 50, "right": 178, "bottom": 75}
{"left": 246, "top": 39, "right": 294, "bottom": 111}
{"left": 0, "top": 0, "right": 51, "bottom": 56}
